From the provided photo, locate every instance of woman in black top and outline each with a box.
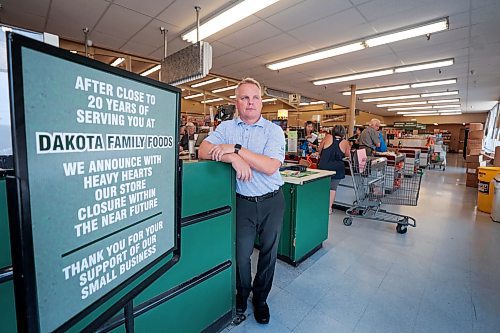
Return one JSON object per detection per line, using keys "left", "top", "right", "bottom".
{"left": 318, "top": 125, "right": 350, "bottom": 213}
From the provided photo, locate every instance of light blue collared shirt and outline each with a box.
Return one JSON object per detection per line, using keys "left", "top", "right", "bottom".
{"left": 206, "top": 116, "right": 285, "bottom": 196}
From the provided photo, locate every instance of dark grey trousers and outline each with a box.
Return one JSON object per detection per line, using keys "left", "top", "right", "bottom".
{"left": 235, "top": 189, "right": 285, "bottom": 303}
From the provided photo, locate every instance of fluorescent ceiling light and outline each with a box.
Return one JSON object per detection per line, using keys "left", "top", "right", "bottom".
{"left": 310, "top": 100, "right": 326, "bottom": 105}
{"left": 184, "top": 93, "right": 204, "bottom": 100}
{"left": 267, "top": 42, "right": 364, "bottom": 70}
{"left": 421, "top": 90, "right": 459, "bottom": 97}
{"left": 229, "top": 95, "right": 236, "bottom": 99}
{"left": 377, "top": 101, "right": 427, "bottom": 107}
{"left": 388, "top": 106, "right": 433, "bottom": 111}
{"left": 299, "top": 102, "right": 310, "bottom": 106}
{"left": 403, "top": 113, "right": 440, "bottom": 117}
{"left": 388, "top": 104, "right": 460, "bottom": 111}
{"left": 201, "top": 98, "right": 224, "bottom": 104}
{"left": 313, "top": 69, "right": 393, "bottom": 85}
{"left": 411, "top": 78, "right": 457, "bottom": 88}
{"left": 365, "top": 18, "right": 448, "bottom": 47}
{"left": 378, "top": 99, "right": 460, "bottom": 108}
{"left": 427, "top": 98, "right": 460, "bottom": 104}
{"left": 344, "top": 79, "right": 456, "bottom": 96}
{"left": 111, "top": 57, "right": 125, "bottom": 67}
{"left": 395, "top": 58, "right": 454, "bottom": 73}
{"left": 343, "top": 84, "right": 410, "bottom": 95}
{"left": 363, "top": 94, "right": 420, "bottom": 102}
{"left": 262, "top": 98, "right": 277, "bottom": 103}
{"left": 313, "top": 58, "right": 453, "bottom": 85}
{"left": 402, "top": 112, "right": 462, "bottom": 117}
{"left": 364, "top": 91, "right": 458, "bottom": 102}
{"left": 438, "top": 109, "right": 461, "bottom": 112}
{"left": 191, "top": 78, "right": 221, "bottom": 88}
{"left": 432, "top": 104, "right": 461, "bottom": 109}
{"left": 182, "top": 0, "right": 280, "bottom": 43}
{"left": 397, "top": 111, "right": 436, "bottom": 115}
{"left": 266, "top": 17, "right": 448, "bottom": 70}
{"left": 140, "top": 64, "right": 161, "bottom": 76}
{"left": 212, "top": 85, "right": 238, "bottom": 93}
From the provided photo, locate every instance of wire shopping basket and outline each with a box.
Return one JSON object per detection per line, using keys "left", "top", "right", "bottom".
{"left": 343, "top": 152, "right": 422, "bottom": 234}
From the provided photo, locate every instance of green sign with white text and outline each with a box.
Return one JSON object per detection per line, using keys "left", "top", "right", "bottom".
{"left": 8, "top": 35, "right": 180, "bottom": 332}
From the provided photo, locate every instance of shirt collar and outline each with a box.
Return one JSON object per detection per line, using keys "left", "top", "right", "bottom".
{"left": 235, "top": 116, "right": 265, "bottom": 128}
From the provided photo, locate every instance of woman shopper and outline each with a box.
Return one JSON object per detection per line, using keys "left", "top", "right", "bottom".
{"left": 318, "top": 125, "right": 350, "bottom": 213}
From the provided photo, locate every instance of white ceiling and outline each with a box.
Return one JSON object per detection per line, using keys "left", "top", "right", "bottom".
{"left": 2, "top": 0, "right": 500, "bottom": 116}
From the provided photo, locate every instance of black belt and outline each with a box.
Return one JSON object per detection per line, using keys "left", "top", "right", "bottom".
{"left": 236, "top": 189, "right": 280, "bottom": 202}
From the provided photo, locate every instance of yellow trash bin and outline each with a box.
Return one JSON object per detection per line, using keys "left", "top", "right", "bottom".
{"left": 477, "top": 167, "right": 500, "bottom": 213}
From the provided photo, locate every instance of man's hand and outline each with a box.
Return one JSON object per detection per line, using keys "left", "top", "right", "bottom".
{"left": 209, "top": 144, "right": 236, "bottom": 161}
{"left": 231, "top": 155, "right": 252, "bottom": 181}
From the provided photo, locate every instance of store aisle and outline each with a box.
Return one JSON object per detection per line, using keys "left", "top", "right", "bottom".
{"left": 225, "top": 153, "right": 500, "bottom": 333}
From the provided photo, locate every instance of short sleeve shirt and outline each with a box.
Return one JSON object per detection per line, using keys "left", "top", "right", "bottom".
{"left": 205, "top": 116, "right": 285, "bottom": 196}
{"left": 358, "top": 126, "right": 380, "bottom": 149}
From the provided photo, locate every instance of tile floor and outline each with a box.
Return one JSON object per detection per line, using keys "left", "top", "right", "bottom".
{"left": 223, "top": 153, "right": 500, "bottom": 333}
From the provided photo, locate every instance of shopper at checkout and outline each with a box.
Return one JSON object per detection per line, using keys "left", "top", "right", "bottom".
{"left": 358, "top": 118, "right": 381, "bottom": 156}
{"left": 348, "top": 126, "right": 363, "bottom": 149}
{"left": 375, "top": 129, "right": 388, "bottom": 153}
{"left": 318, "top": 125, "right": 350, "bottom": 214}
{"left": 300, "top": 121, "right": 319, "bottom": 155}
{"left": 180, "top": 122, "right": 197, "bottom": 152}
{"left": 198, "top": 78, "right": 286, "bottom": 325}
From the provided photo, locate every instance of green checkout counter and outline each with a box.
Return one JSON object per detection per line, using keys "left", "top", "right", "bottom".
{"left": 278, "top": 168, "right": 334, "bottom": 266}
{"left": 0, "top": 163, "right": 334, "bottom": 332}
{"left": 0, "top": 161, "right": 236, "bottom": 333}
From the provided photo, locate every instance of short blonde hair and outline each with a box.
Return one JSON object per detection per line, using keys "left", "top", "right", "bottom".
{"left": 235, "top": 77, "right": 262, "bottom": 96}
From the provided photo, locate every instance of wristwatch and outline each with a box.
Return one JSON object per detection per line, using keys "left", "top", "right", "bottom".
{"left": 234, "top": 144, "right": 242, "bottom": 154}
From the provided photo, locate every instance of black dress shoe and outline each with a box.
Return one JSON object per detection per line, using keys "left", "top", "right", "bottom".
{"left": 236, "top": 294, "right": 247, "bottom": 314}
{"left": 252, "top": 300, "right": 270, "bottom": 324}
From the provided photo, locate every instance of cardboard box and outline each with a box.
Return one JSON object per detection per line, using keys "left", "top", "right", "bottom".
{"left": 469, "top": 123, "right": 483, "bottom": 131}
{"left": 467, "top": 148, "right": 482, "bottom": 156}
{"left": 466, "top": 154, "right": 484, "bottom": 163}
{"left": 468, "top": 130, "right": 484, "bottom": 140}
{"left": 495, "top": 146, "right": 500, "bottom": 167}
{"left": 466, "top": 173, "right": 478, "bottom": 187}
{"left": 465, "top": 161, "right": 487, "bottom": 173}
{"left": 467, "top": 138, "right": 484, "bottom": 145}
{"left": 467, "top": 140, "right": 484, "bottom": 152}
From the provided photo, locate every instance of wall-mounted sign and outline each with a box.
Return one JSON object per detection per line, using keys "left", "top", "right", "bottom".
{"left": 288, "top": 93, "right": 301, "bottom": 105}
{"left": 416, "top": 123, "right": 427, "bottom": 130}
{"left": 323, "top": 114, "right": 346, "bottom": 122}
{"left": 6, "top": 33, "right": 181, "bottom": 332}
{"left": 394, "top": 122, "right": 405, "bottom": 128}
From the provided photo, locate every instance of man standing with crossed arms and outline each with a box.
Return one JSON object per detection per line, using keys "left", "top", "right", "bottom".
{"left": 199, "top": 78, "right": 285, "bottom": 324}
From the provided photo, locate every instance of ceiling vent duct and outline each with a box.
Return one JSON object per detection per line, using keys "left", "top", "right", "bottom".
{"left": 160, "top": 41, "right": 212, "bottom": 86}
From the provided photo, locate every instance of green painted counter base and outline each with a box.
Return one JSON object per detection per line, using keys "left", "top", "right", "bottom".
{"left": 278, "top": 177, "right": 331, "bottom": 266}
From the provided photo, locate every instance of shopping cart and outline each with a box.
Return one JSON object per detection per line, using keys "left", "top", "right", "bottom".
{"left": 430, "top": 144, "right": 447, "bottom": 171}
{"left": 343, "top": 155, "right": 422, "bottom": 234}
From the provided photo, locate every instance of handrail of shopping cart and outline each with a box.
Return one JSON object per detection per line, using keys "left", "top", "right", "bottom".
{"left": 342, "top": 154, "right": 423, "bottom": 234}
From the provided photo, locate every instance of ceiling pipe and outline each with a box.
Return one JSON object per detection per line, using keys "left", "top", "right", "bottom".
{"left": 195, "top": 6, "right": 201, "bottom": 43}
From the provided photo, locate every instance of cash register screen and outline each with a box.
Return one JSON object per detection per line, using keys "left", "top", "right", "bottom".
{"left": 195, "top": 132, "right": 208, "bottom": 146}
